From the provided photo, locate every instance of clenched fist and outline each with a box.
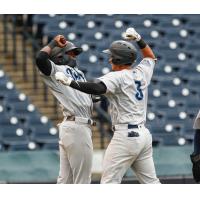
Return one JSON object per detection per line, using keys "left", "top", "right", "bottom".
{"left": 123, "top": 27, "right": 141, "bottom": 41}
{"left": 48, "top": 35, "right": 68, "bottom": 49}
{"left": 54, "top": 35, "right": 68, "bottom": 48}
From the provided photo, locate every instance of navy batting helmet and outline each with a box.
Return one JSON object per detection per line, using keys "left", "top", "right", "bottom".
{"left": 103, "top": 40, "right": 137, "bottom": 65}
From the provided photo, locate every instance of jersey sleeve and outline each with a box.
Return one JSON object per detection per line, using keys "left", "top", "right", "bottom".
{"left": 49, "top": 60, "right": 59, "bottom": 76}
{"left": 135, "top": 58, "right": 155, "bottom": 85}
{"left": 97, "top": 72, "right": 121, "bottom": 94}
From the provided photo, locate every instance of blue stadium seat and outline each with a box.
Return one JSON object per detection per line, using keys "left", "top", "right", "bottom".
{"left": 0, "top": 126, "right": 29, "bottom": 145}
{"left": 155, "top": 97, "right": 175, "bottom": 111}
{"left": 180, "top": 119, "right": 195, "bottom": 136}
{"left": 162, "top": 134, "right": 180, "bottom": 146}
{"left": 185, "top": 96, "right": 200, "bottom": 114}
{"left": 149, "top": 121, "right": 169, "bottom": 136}
{"left": 5, "top": 91, "right": 29, "bottom": 104}
{"left": 30, "top": 125, "right": 58, "bottom": 144}
{"left": 2, "top": 14, "right": 200, "bottom": 150}
{"left": 10, "top": 102, "right": 40, "bottom": 120}
{"left": 33, "top": 14, "right": 57, "bottom": 25}
{"left": 188, "top": 79, "right": 200, "bottom": 93}
{"left": 165, "top": 109, "right": 188, "bottom": 125}
{"left": 168, "top": 86, "right": 190, "bottom": 100}
{"left": 8, "top": 141, "right": 39, "bottom": 151}
{"left": 42, "top": 141, "right": 59, "bottom": 150}
{"left": 179, "top": 66, "right": 200, "bottom": 77}
{"left": 24, "top": 114, "right": 53, "bottom": 130}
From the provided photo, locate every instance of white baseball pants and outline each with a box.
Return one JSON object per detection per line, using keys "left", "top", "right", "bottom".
{"left": 101, "top": 124, "right": 160, "bottom": 184}
{"left": 57, "top": 120, "right": 93, "bottom": 184}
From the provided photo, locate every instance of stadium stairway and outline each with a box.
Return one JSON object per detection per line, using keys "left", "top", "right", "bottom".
{"left": 0, "top": 15, "right": 109, "bottom": 149}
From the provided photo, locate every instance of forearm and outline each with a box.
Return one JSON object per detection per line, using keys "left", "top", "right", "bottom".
{"left": 35, "top": 40, "right": 57, "bottom": 76}
{"left": 40, "top": 39, "right": 57, "bottom": 55}
{"left": 70, "top": 81, "right": 107, "bottom": 95}
{"left": 136, "top": 39, "right": 156, "bottom": 60}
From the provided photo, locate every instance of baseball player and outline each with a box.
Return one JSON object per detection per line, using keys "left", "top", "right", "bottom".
{"left": 55, "top": 28, "right": 160, "bottom": 184}
{"left": 190, "top": 110, "right": 200, "bottom": 183}
{"left": 35, "top": 35, "right": 94, "bottom": 184}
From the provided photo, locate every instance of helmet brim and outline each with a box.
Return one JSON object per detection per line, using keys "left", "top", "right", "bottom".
{"left": 66, "top": 47, "right": 83, "bottom": 56}
{"left": 102, "top": 49, "right": 111, "bottom": 55}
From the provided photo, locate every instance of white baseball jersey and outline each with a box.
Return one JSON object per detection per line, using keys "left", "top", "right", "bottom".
{"left": 194, "top": 110, "right": 200, "bottom": 129}
{"left": 98, "top": 58, "right": 155, "bottom": 125}
{"left": 40, "top": 60, "right": 93, "bottom": 118}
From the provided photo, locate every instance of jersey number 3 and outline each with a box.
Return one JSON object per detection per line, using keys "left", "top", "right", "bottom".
{"left": 135, "top": 81, "right": 144, "bottom": 101}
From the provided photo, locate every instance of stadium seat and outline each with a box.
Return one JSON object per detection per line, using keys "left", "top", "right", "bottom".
{"left": 180, "top": 119, "right": 195, "bottom": 136}
{"left": 0, "top": 125, "right": 29, "bottom": 145}
{"left": 8, "top": 141, "right": 39, "bottom": 151}
{"left": 30, "top": 125, "right": 58, "bottom": 144}
{"left": 42, "top": 141, "right": 59, "bottom": 150}
{"left": 10, "top": 101, "right": 40, "bottom": 120}
{"left": 2, "top": 14, "right": 200, "bottom": 151}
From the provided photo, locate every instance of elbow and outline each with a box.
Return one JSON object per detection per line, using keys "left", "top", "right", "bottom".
{"left": 147, "top": 53, "right": 156, "bottom": 60}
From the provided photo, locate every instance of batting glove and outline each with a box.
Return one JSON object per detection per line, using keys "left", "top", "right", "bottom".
{"left": 123, "top": 27, "right": 141, "bottom": 41}
{"left": 55, "top": 72, "right": 73, "bottom": 86}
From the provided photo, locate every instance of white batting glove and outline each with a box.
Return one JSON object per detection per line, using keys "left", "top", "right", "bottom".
{"left": 124, "top": 27, "right": 141, "bottom": 41}
{"left": 55, "top": 72, "right": 72, "bottom": 86}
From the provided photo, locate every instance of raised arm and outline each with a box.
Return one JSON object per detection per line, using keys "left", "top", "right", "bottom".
{"left": 35, "top": 35, "right": 67, "bottom": 76}
{"left": 124, "top": 27, "right": 156, "bottom": 60}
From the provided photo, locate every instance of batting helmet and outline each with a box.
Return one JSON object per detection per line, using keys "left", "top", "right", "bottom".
{"left": 49, "top": 41, "right": 83, "bottom": 67}
{"left": 64, "top": 41, "right": 83, "bottom": 56}
{"left": 103, "top": 40, "right": 137, "bottom": 65}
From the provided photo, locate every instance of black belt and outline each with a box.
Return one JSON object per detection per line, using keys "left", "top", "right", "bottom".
{"left": 66, "top": 116, "right": 76, "bottom": 121}
{"left": 65, "top": 116, "right": 96, "bottom": 126}
{"left": 112, "top": 124, "right": 139, "bottom": 132}
{"left": 128, "top": 124, "right": 139, "bottom": 129}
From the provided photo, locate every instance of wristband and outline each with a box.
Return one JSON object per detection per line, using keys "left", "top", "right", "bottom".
{"left": 48, "top": 40, "right": 57, "bottom": 49}
{"left": 137, "top": 39, "right": 147, "bottom": 49}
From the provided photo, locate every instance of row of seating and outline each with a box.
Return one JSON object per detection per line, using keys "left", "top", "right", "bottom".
{"left": 1, "top": 14, "right": 199, "bottom": 150}
{"left": 0, "top": 67, "right": 58, "bottom": 152}
{"left": 25, "top": 15, "right": 200, "bottom": 147}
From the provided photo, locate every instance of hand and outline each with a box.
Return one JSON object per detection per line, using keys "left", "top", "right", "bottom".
{"left": 123, "top": 27, "right": 141, "bottom": 41}
{"left": 55, "top": 72, "right": 72, "bottom": 86}
{"left": 54, "top": 35, "right": 67, "bottom": 48}
{"left": 48, "top": 35, "right": 67, "bottom": 49}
